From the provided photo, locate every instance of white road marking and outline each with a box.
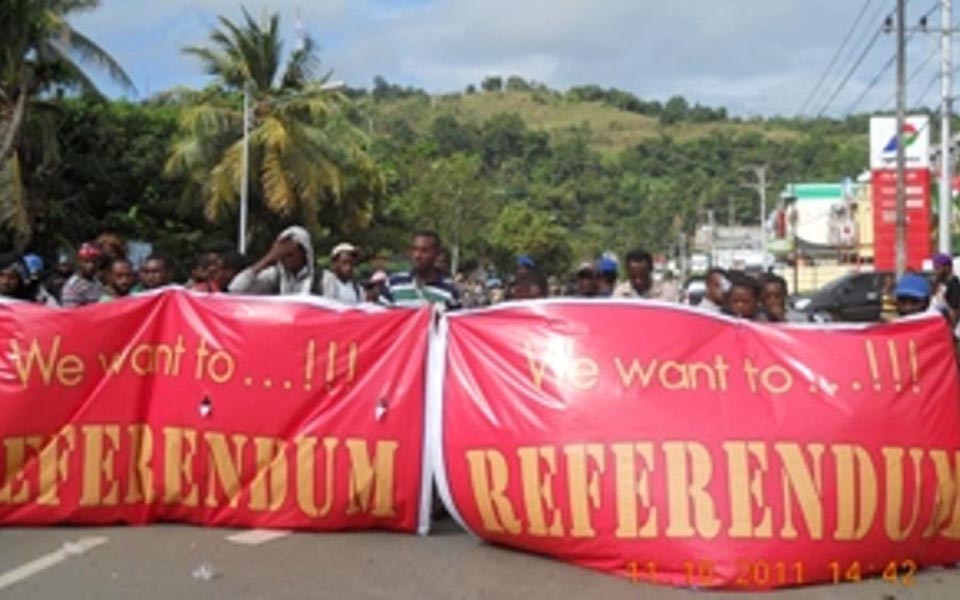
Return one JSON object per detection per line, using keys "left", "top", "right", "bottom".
{"left": 225, "top": 529, "right": 291, "bottom": 545}
{"left": 0, "top": 536, "right": 108, "bottom": 591}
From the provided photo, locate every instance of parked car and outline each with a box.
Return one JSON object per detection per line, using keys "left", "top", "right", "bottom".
{"left": 797, "top": 271, "right": 934, "bottom": 323}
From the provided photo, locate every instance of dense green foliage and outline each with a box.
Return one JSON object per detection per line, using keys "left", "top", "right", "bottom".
{"left": 9, "top": 4, "right": 957, "bottom": 278}
{"left": 6, "top": 79, "right": 899, "bottom": 277}
{"left": 1, "top": 0, "right": 134, "bottom": 246}
{"left": 166, "top": 9, "right": 384, "bottom": 249}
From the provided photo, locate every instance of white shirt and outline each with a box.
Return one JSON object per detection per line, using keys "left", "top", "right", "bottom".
{"left": 698, "top": 297, "right": 723, "bottom": 313}
{"left": 321, "top": 270, "right": 362, "bottom": 305}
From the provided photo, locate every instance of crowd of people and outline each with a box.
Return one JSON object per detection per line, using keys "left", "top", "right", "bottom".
{"left": 2, "top": 226, "right": 959, "bottom": 333}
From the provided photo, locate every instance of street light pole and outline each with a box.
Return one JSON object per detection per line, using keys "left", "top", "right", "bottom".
{"left": 239, "top": 83, "right": 250, "bottom": 255}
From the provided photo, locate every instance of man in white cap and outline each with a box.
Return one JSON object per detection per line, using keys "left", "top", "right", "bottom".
{"left": 320, "top": 242, "right": 362, "bottom": 305}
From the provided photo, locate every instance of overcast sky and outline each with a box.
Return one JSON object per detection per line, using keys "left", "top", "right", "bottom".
{"left": 71, "top": 0, "right": 948, "bottom": 116}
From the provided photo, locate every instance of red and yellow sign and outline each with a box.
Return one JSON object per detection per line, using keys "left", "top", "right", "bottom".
{"left": 0, "top": 291, "right": 431, "bottom": 533}
{"left": 871, "top": 168, "right": 931, "bottom": 270}
{"left": 437, "top": 301, "right": 960, "bottom": 589}
{"left": 4, "top": 294, "right": 960, "bottom": 589}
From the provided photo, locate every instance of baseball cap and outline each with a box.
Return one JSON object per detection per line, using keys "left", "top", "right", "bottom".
{"left": 22, "top": 254, "right": 43, "bottom": 277}
{"left": 517, "top": 254, "right": 536, "bottom": 269}
{"left": 576, "top": 261, "right": 596, "bottom": 276}
{"left": 933, "top": 252, "right": 953, "bottom": 268}
{"left": 597, "top": 257, "right": 618, "bottom": 274}
{"left": 330, "top": 242, "right": 358, "bottom": 259}
{"left": 77, "top": 243, "right": 102, "bottom": 260}
{"left": 895, "top": 274, "right": 931, "bottom": 300}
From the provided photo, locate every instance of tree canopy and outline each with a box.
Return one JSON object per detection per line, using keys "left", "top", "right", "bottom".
{"left": 3, "top": 4, "right": 939, "bottom": 274}
{"left": 165, "top": 8, "right": 384, "bottom": 247}
{"left": 1, "top": 0, "right": 133, "bottom": 246}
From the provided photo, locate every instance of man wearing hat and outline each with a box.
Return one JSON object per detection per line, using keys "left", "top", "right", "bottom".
{"left": 932, "top": 253, "right": 960, "bottom": 325}
{"left": 19, "top": 254, "right": 57, "bottom": 306}
{"left": 574, "top": 261, "right": 598, "bottom": 297}
{"left": 595, "top": 257, "right": 618, "bottom": 297}
{"left": 62, "top": 243, "right": 105, "bottom": 308}
{"left": 895, "top": 274, "right": 934, "bottom": 318}
{"left": 320, "top": 242, "right": 362, "bottom": 305}
{"left": 0, "top": 254, "right": 29, "bottom": 301}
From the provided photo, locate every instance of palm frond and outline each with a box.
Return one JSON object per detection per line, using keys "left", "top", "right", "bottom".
{"left": 56, "top": 1, "right": 102, "bottom": 15}
{"left": 182, "top": 45, "right": 245, "bottom": 86}
{"left": 0, "top": 153, "right": 30, "bottom": 240}
{"left": 36, "top": 39, "right": 103, "bottom": 98}
{"left": 179, "top": 103, "right": 242, "bottom": 137}
{"left": 165, "top": 137, "right": 205, "bottom": 177}
{"left": 206, "top": 139, "right": 244, "bottom": 220}
{"left": 261, "top": 145, "right": 297, "bottom": 216}
{"left": 255, "top": 116, "right": 292, "bottom": 154}
{"left": 56, "top": 26, "right": 135, "bottom": 93}
{"left": 281, "top": 38, "right": 320, "bottom": 90}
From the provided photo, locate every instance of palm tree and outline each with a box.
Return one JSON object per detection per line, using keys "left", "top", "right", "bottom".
{"left": 0, "top": 0, "right": 134, "bottom": 244}
{"left": 166, "top": 8, "right": 384, "bottom": 244}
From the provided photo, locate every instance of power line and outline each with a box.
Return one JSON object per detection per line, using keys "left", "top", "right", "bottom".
{"left": 877, "top": 10, "right": 959, "bottom": 113}
{"left": 811, "top": 1, "right": 893, "bottom": 117}
{"left": 912, "top": 72, "right": 940, "bottom": 109}
{"left": 841, "top": 0, "right": 894, "bottom": 76}
{"left": 816, "top": 26, "right": 885, "bottom": 116}
{"left": 832, "top": 2, "right": 941, "bottom": 115}
{"left": 874, "top": 44, "right": 938, "bottom": 111}
{"left": 919, "top": 1, "right": 942, "bottom": 21}
{"left": 797, "top": 0, "right": 875, "bottom": 116}
{"left": 848, "top": 52, "right": 897, "bottom": 112}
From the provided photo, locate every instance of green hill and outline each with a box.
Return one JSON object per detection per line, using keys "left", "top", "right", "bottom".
{"left": 371, "top": 90, "right": 834, "bottom": 154}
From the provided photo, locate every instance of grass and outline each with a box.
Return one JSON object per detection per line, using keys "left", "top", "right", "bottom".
{"left": 373, "top": 91, "right": 809, "bottom": 153}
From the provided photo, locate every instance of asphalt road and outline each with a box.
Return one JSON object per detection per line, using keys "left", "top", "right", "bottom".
{"left": 0, "top": 520, "right": 956, "bottom": 599}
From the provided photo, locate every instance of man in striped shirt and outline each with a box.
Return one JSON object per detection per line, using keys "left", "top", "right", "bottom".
{"left": 385, "top": 230, "right": 460, "bottom": 310}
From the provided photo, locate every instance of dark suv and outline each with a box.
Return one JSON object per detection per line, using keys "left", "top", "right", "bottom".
{"left": 796, "top": 271, "right": 934, "bottom": 323}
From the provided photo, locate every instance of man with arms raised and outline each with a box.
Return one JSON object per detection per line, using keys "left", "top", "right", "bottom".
{"left": 228, "top": 226, "right": 315, "bottom": 296}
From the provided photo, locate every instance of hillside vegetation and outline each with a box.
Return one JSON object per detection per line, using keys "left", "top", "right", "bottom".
{"left": 372, "top": 90, "right": 840, "bottom": 153}
{"left": 10, "top": 76, "right": 929, "bottom": 275}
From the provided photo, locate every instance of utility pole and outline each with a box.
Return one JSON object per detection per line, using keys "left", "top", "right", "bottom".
{"left": 742, "top": 165, "right": 769, "bottom": 270}
{"left": 239, "top": 82, "right": 250, "bottom": 255}
{"left": 895, "top": 0, "right": 908, "bottom": 276}
{"left": 940, "top": 0, "right": 953, "bottom": 254}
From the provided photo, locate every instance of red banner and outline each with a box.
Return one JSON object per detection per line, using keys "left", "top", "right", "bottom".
{"left": 872, "top": 168, "right": 931, "bottom": 270}
{"left": 436, "top": 301, "right": 960, "bottom": 589}
{"left": 0, "top": 291, "right": 431, "bottom": 533}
